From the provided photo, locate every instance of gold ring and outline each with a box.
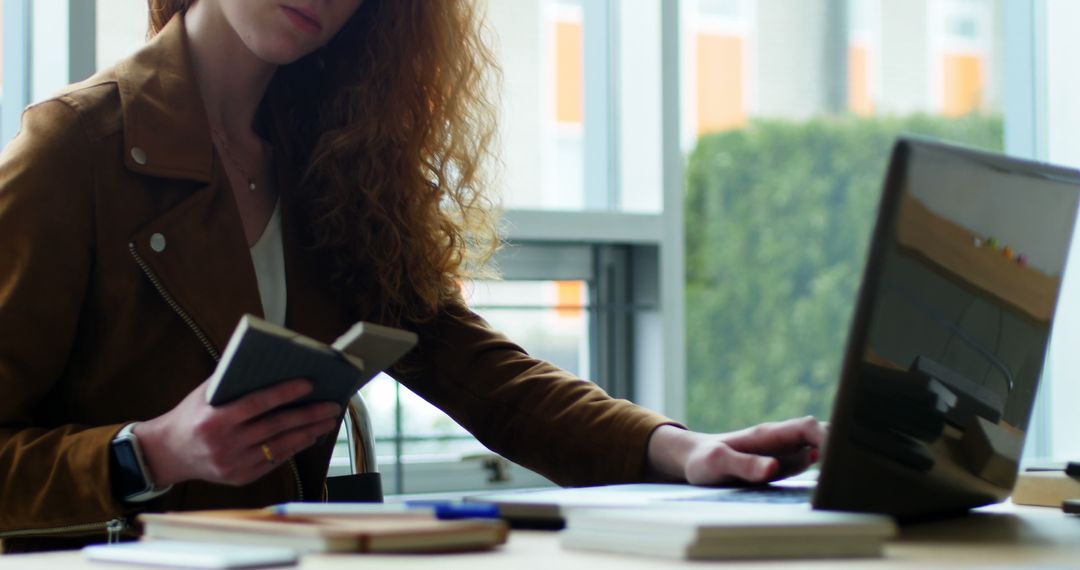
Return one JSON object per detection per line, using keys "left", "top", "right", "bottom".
{"left": 261, "top": 444, "right": 275, "bottom": 464}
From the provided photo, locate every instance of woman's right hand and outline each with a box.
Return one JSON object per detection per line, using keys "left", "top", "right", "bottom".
{"left": 133, "top": 378, "right": 342, "bottom": 487}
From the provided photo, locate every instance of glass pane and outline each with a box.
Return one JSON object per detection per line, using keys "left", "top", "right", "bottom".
{"left": 618, "top": 0, "right": 663, "bottom": 213}
{"left": 359, "top": 375, "right": 483, "bottom": 461}
{"left": 0, "top": 1, "right": 5, "bottom": 97}
{"left": 487, "top": 0, "right": 587, "bottom": 210}
{"left": 468, "top": 280, "right": 590, "bottom": 375}
{"left": 683, "top": 0, "right": 1005, "bottom": 433}
{"left": 359, "top": 280, "right": 591, "bottom": 469}
{"left": 1042, "top": 1, "right": 1080, "bottom": 461}
{"left": 96, "top": 0, "right": 148, "bottom": 72}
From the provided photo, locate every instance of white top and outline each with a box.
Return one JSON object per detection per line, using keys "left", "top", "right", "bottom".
{"left": 250, "top": 201, "right": 287, "bottom": 326}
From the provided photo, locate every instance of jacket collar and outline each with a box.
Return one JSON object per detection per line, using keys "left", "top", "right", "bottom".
{"left": 116, "top": 14, "right": 214, "bottom": 183}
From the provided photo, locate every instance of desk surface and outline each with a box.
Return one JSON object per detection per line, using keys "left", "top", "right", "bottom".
{"left": 3, "top": 503, "right": 1078, "bottom": 569}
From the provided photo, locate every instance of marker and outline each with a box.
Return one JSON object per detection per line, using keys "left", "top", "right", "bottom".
{"left": 405, "top": 501, "right": 501, "bottom": 520}
{"left": 268, "top": 501, "right": 501, "bottom": 520}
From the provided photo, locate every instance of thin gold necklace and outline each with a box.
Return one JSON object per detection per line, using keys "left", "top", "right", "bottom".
{"left": 211, "top": 128, "right": 261, "bottom": 192}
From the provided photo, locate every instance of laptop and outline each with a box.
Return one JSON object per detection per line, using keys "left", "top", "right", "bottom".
{"left": 469, "top": 138, "right": 1080, "bottom": 525}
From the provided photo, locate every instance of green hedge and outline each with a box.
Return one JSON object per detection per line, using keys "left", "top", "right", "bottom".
{"left": 685, "top": 114, "right": 1003, "bottom": 433}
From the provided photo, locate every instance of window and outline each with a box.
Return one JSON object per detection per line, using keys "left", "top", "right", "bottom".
{"left": 359, "top": 274, "right": 593, "bottom": 470}
{"left": 340, "top": 240, "right": 661, "bottom": 494}
{"left": 549, "top": 1, "right": 585, "bottom": 207}
{"left": 489, "top": 0, "right": 665, "bottom": 214}
{"left": 97, "top": 0, "right": 148, "bottom": 71}
{"left": 682, "top": 0, "right": 1006, "bottom": 434}
{"left": 1035, "top": 0, "right": 1080, "bottom": 460}
{"left": 1, "top": 0, "right": 25, "bottom": 145}
{"left": 488, "top": 0, "right": 588, "bottom": 210}
{"left": 0, "top": 2, "right": 5, "bottom": 99}
{"left": 348, "top": 275, "right": 594, "bottom": 494}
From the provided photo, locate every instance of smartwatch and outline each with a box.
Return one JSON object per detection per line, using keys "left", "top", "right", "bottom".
{"left": 110, "top": 422, "right": 172, "bottom": 503}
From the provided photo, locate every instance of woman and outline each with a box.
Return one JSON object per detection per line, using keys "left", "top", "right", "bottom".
{"left": 0, "top": 0, "right": 824, "bottom": 552}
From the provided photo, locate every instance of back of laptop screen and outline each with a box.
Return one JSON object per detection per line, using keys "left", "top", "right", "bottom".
{"left": 814, "top": 139, "right": 1080, "bottom": 519}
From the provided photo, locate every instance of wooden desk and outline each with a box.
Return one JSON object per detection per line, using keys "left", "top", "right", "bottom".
{"left": 2, "top": 504, "right": 1078, "bottom": 569}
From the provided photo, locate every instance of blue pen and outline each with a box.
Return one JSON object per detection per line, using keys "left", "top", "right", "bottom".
{"left": 404, "top": 500, "right": 501, "bottom": 520}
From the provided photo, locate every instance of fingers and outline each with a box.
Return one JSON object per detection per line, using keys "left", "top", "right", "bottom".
{"left": 221, "top": 379, "right": 314, "bottom": 422}
{"left": 177, "top": 377, "right": 346, "bottom": 486}
{"left": 680, "top": 417, "right": 829, "bottom": 486}
{"left": 235, "top": 418, "right": 340, "bottom": 484}
{"left": 773, "top": 446, "right": 819, "bottom": 479}
{"left": 723, "top": 416, "right": 826, "bottom": 455}
{"left": 266, "top": 418, "right": 339, "bottom": 461}
{"left": 233, "top": 401, "right": 342, "bottom": 448}
{"left": 686, "top": 443, "right": 780, "bottom": 485}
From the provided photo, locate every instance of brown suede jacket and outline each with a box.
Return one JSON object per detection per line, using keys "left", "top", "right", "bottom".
{"left": 0, "top": 16, "right": 676, "bottom": 552}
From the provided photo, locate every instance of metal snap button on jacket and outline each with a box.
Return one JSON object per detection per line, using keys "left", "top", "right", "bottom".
{"left": 130, "top": 146, "right": 147, "bottom": 165}
{"left": 149, "top": 233, "right": 166, "bottom": 253}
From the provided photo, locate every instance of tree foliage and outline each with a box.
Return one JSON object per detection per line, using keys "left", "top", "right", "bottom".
{"left": 685, "top": 114, "right": 1003, "bottom": 432}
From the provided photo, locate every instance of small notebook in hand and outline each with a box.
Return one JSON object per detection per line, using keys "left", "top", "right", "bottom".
{"left": 206, "top": 314, "right": 417, "bottom": 407}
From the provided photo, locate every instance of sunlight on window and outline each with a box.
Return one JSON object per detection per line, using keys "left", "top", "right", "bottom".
{"left": 356, "top": 279, "right": 591, "bottom": 469}
{"left": 683, "top": 0, "right": 1003, "bottom": 433}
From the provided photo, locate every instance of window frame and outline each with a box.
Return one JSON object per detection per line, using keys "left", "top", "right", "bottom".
{"left": 1013, "top": 0, "right": 1080, "bottom": 461}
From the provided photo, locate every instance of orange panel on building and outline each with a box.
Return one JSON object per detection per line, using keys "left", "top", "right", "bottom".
{"left": 848, "top": 45, "right": 873, "bottom": 116}
{"left": 696, "top": 33, "right": 746, "bottom": 135}
{"left": 555, "top": 20, "right": 584, "bottom": 125}
{"left": 943, "top": 53, "right": 984, "bottom": 117}
{"left": 555, "top": 280, "right": 585, "bottom": 319}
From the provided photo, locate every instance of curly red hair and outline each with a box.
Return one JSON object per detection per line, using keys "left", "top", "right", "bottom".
{"left": 149, "top": 0, "right": 501, "bottom": 328}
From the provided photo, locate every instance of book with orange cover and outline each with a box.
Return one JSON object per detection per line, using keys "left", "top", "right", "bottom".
{"left": 138, "top": 509, "right": 508, "bottom": 554}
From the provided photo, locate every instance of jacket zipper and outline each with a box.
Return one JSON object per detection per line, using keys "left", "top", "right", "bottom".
{"left": 128, "top": 243, "right": 220, "bottom": 361}
{"left": 0, "top": 518, "right": 128, "bottom": 543}
{"left": 128, "top": 243, "right": 305, "bottom": 501}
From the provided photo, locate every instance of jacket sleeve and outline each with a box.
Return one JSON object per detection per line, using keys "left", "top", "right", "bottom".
{"left": 397, "top": 302, "right": 684, "bottom": 487}
{"left": 0, "top": 100, "right": 128, "bottom": 533}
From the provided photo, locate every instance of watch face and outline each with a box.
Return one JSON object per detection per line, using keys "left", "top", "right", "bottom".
{"left": 112, "top": 438, "right": 151, "bottom": 498}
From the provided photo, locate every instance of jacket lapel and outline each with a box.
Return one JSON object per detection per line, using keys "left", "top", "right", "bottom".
{"left": 120, "top": 15, "right": 263, "bottom": 355}
{"left": 129, "top": 180, "right": 264, "bottom": 355}
{"left": 116, "top": 15, "right": 214, "bottom": 183}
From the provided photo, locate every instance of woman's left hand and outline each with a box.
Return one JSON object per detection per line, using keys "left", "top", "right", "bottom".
{"left": 646, "top": 416, "right": 827, "bottom": 485}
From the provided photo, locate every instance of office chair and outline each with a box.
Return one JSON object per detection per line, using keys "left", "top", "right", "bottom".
{"left": 325, "top": 392, "right": 384, "bottom": 502}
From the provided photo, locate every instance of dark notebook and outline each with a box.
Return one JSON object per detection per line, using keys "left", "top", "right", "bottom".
{"left": 206, "top": 315, "right": 417, "bottom": 408}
